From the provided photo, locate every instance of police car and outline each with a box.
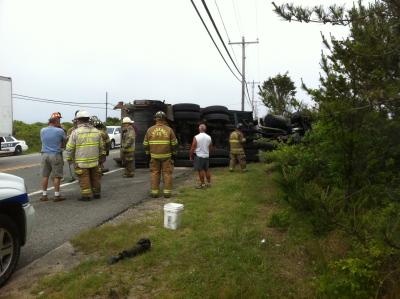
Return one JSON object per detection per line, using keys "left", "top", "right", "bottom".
{"left": 0, "top": 173, "right": 35, "bottom": 286}
{"left": 0, "top": 136, "right": 29, "bottom": 155}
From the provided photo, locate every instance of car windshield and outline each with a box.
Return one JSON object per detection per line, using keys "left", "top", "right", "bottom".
{"left": 5, "top": 136, "right": 14, "bottom": 142}
{"left": 107, "top": 128, "right": 114, "bottom": 134}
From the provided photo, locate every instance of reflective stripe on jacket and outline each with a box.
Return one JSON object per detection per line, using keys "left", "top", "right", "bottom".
{"left": 65, "top": 123, "right": 105, "bottom": 168}
{"left": 122, "top": 126, "right": 135, "bottom": 153}
{"left": 229, "top": 130, "right": 245, "bottom": 154}
{"left": 143, "top": 121, "right": 178, "bottom": 159}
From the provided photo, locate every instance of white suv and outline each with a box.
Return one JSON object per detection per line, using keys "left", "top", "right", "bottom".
{"left": 106, "top": 126, "right": 121, "bottom": 149}
{"left": 0, "top": 136, "right": 28, "bottom": 155}
{"left": 0, "top": 173, "right": 35, "bottom": 286}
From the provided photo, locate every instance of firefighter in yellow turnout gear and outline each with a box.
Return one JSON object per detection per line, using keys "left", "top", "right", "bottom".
{"left": 143, "top": 111, "right": 178, "bottom": 198}
{"left": 65, "top": 111, "right": 106, "bottom": 201}
{"left": 229, "top": 123, "right": 247, "bottom": 172}
{"left": 121, "top": 117, "right": 136, "bottom": 177}
{"left": 90, "top": 116, "right": 111, "bottom": 173}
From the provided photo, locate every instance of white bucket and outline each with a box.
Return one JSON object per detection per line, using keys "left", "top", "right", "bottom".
{"left": 163, "top": 203, "right": 184, "bottom": 230}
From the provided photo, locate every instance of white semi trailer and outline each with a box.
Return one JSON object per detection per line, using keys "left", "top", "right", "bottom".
{"left": 0, "top": 76, "right": 12, "bottom": 137}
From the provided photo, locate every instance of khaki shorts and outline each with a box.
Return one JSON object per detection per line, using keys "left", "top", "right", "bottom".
{"left": 41, "top": 153, "right": 64, "bottom": 178}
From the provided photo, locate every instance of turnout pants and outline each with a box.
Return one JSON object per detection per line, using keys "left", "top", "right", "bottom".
{"left": 75, "top": 166, "right": 102, "bottom": 197}
{"left": 150, "top": 158, "right": 173, "bottom": 197}
{"left": 122, "top": 151, "right": 135, "bottom": 176}
{"left": 229, "top": 153, "right": 246, "bottom": 170}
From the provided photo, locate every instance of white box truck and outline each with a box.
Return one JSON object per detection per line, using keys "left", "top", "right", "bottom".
{"left": 0, "top": 76, "right": 12, "bottom": 137}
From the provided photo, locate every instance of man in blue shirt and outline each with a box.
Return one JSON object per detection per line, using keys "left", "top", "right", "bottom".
{"left": 40, "top": 112, "right": 66, "bottom": 202}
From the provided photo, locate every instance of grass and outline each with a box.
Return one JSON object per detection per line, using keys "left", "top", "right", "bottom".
{"left": 31, "top": 163, "right": 347, "bottom": 299}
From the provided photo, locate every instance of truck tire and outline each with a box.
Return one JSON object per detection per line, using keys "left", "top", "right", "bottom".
{"left": 209, "top": 157, "right": 230, "bottom": 167}
{"left": 174, "top": 111, "right": 201, "bottom": 121}
{"left": 173, "top": 103, "right": 200, "bottom": 112}
{"left": 202, "top": 105, "right": 229, "bottom": 115}
{"left": 203, "top": 113, "right": 230, "bottom": 122}
{"left": 174, "top": 160, "right": 193, "bottom": 167}
{"left": 176, "top": 150, "right": 190, "bottom": 160}
{"left": 0, "top": 214, "right": 21, "bottom": 287}
{"left": 210, "top": 148, "right": 229, "bottom": 157}
{"left": 263, "top": 114, "right": 291, "bottom": 131}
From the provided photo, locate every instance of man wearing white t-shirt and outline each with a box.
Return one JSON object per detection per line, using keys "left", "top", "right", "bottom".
{"left": 190, "top": 124, "right": 212, "bottom": 189}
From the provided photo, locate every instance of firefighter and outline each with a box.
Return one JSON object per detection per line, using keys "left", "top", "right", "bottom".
{"left": 143, "top": 111, "right": 178, "bottom": 198}
{"left": 229, "top": 123, "right": 247, "bottom": 172}
{"left": 65, "top": 111, "right": 106, "bottom": 201}
{"left": 90, "top": 116, "right": 111, "bottom": 173}
{"left": 121, "top": 116, "right": 136, "bottom": 178}
{"left": 66, "top": 110, "right": 80, "bottom": 142}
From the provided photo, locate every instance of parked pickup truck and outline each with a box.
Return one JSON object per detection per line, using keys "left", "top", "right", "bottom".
{"left": 0, "top": 173, "right": 35, "bottom": 287}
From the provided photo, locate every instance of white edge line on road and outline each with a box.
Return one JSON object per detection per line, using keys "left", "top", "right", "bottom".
{"left": 28, "top": 168, "right": 124, "bottom": 197}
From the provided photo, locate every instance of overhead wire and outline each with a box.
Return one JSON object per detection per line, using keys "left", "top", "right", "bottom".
{"left": 190, "top": 0, "right": 242, "bottom": 82}
{"left": 214, "top": 0, "right": 239, "bottom": 66}
{"left": 13, "top": 93, "right": 115, "bottom": 106}
{"left": 232, "top": 0, "right": 242, "bottom": 36}
{"left": 13, "top": 96, "right": 108, "bottom": 110}
{"left": 200, "top": 0, "right": 242, "bottom": 76}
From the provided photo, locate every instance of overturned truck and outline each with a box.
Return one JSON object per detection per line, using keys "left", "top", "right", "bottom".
{"left": 114, "top": 100, "right": 308, "bottom": 167}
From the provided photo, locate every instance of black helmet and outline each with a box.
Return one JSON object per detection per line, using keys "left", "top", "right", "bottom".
{"left": 154, "top": 111, "right": 166, "bottom": 120}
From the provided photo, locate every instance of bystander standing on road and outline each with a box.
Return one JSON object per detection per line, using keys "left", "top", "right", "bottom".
{"left": 65, "top": 111, "right": 106, "bottom": 201}
{"left": 40, "top": 113, "right": 66, "bottom": 202}
{"left": 190, "top": 124, "right": 212, "bottom": 189}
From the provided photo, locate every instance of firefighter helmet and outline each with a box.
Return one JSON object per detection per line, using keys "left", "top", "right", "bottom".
{"left": 75, "top": 110, "right": 90, "bottom": 119}
{"left": 90, "top": 116, "right": 103, "bottom": 128}
{"left": 154, "top": 111, "right": 166, "bottom": 120}
{"left": 122, "top": 116, "right": 134, "bottom": 124}
{"left": 50, "top": 112, "right": 62, "bottom": 119}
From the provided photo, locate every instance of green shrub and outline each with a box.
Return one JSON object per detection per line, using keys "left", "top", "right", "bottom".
{"left": 268, "top": 210, "right": 291, "bottom": 230}
{"left": 317, "top": 257, "right": 379, "bottom": 299}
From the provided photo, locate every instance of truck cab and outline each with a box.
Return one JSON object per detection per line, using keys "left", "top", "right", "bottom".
{"left": 0, "top": 173, "right": 35, "bottom": 287}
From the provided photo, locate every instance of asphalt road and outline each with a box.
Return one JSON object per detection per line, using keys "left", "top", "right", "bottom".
{"left": 0, "top": 150, "right": 190, "bottom": 269}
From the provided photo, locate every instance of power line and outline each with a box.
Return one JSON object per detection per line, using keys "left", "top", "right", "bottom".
{"left": 13, "top": 96, "right": 108, "bottom": 110}
{"left": 190, "top": 0, "right": 241, "bottom": 82}
{"left": 214, "top": 0, "right": 239, "bottom": 66}
{"left": 201, "top": 0, "right": 242, "bottom": 76}
{"left": 13, "top": 93, "right": 115, "bottom": 106}
{"left": 232, "top": 0, "right": 242, "bottom": 35}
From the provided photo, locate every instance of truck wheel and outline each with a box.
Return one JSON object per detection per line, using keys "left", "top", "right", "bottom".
{"left": 0, "top": 214, "right": 21, "bottom": 287}
{"left": 173, "top": 103, "right": 200, "bottom": 112}
{"left": 13, "top": 146, "right": 22, "bottom": 156}
{"left": 202, "top": 105, "right": 229, "bottom": 115}
{"left": 174, "top": 111, "right": 201, "bottom": 121}
{"left": 203, "top": 113, "right": 230, "bottom": 122}
{"left": 110, "top": 140, "right": 116, "bottom": 149}
{"left": 209, "top": 157, "right": 230, "bottom": 167}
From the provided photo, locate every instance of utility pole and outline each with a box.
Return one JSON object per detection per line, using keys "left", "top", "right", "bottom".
{"left": 247, "top": 80, "right": 260, "bottom": 118}
{"left": 229, "top": 36, "right": 259, "bottom": 111}
{"left": 105, "top": 91, "right": 108, "bottom": 123}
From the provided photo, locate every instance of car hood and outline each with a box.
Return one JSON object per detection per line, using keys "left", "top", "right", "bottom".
{"left": 0, "top": 173, "right": 27, "bottom": 200}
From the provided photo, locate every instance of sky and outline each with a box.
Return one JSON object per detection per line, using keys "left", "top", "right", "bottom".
{"left": 0, "top": 0, "right": 351, "bottom": 123}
